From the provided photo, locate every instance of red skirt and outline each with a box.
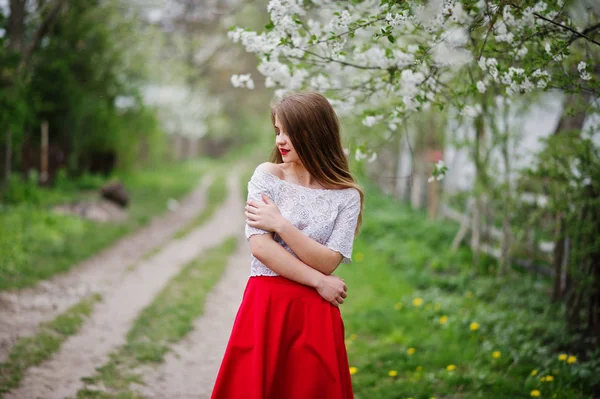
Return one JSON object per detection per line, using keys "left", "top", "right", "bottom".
{"left": 211, "top": 276, "right": 354, "bottom": 399}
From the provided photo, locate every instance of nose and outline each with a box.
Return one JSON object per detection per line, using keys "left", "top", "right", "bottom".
{"left": 276, "top": 134, "right": 286, "bottom": 146}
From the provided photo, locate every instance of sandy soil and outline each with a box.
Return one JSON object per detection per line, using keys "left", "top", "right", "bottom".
{"left": 3, "top": 170, "right": 245, "bottom": 399}
{"left": 135, "top": 236, "right": 249, "bottom": 399}
{"left": 0, "top": 175, "right": 214, "bottom": 363}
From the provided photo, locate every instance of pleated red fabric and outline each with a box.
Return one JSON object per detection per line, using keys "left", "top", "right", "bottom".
{"left": 211, "top": 276, "right": 354, "bottom": 399}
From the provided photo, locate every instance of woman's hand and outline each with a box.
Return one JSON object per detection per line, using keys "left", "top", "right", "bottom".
{"left": 315, "top": 275, "right": 348, "bottom": 306}
{"left": 245, "top": 193, "right": 285, "bottom": 233}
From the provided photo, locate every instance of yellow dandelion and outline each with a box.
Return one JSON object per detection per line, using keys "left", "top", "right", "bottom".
{"left": 412, "top": 297, "right": 423, "bottom": 307}
{"left": 492, "top": 351, "right": 501, "bottom": 359}
{"left": 558, "top": 353, "right": 567, "bottom": 361}
{"left": 416, "top": 366, "right": 423, "bottom": 372}
{"left": 439, "top": 315, "right": 448, "bottom": 324}
{"left": 434, "top": 303, "right": 441, "bottom": 310}
{"left": 567, "top": 356, "right": 577, "bottom": 364}
{"left": 430, "top": 397, "right": 437, "bottom": 399}
{"left": 407, "top": 347, "right": 416, "bottom": 355}
{"left": 446, "top": 364, "right": 456, "bottom": 371}
{"left": 469, "top": 322, "right": 480, "bottom": 331}
{"left": 355, "top": 252, "right": 364, "bottom": 262}
{"left": 530, "top": 369, "right": 538, "bottom": 376}
{"left": 349, "top": 333, "right": 357, "bottom": 341}
{"left": 466, "top": 291, "right": 473, "bottom": 298}
{"left": 388, "top": 370, "right": 398, "bottom": 377}
{"left": 394, "top": 302, "right": 403, "bottom": 311}
{"left": 530, "top": 389, "right": 540, "bottom": 397}
{"left": 349, "top": 366, "right": 358, "bottom": 375}
{"left": 545, "top": 375, "right": 554, "bottom": 382}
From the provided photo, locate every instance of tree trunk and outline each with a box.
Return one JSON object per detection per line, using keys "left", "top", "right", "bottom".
{"left": 8, "top": 0, "right": 26, "bottom": 51}
{"left": 471, "top": 109, "right": 486, "bottom": 272}
{"left": 4, "top": 130, "right": 12, "bottom": 186}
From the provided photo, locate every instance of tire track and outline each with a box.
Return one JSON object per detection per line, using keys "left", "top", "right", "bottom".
{"left": 0, "top": 175, "right": 214, "bottom": 364}
{"left": 4, "top": 171, "right": 242, "bottom": 399}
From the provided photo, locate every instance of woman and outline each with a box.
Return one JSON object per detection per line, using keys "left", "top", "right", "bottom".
{"left": 211, "top": 91, "right": 364, "bottom": 399}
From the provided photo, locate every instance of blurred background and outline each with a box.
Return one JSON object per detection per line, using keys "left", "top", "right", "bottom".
{"left": 0, "top": 0, "right": 599, "bottom": 398}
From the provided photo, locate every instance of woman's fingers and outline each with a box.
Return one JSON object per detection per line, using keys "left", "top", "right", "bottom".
{"left": 245, "top": 205, "right": 258, "bottom": 214}
{"left": 340, "top": 291, "right": 347, "bottom": 299}
{"left": 244, "top": 211, "right": 258, "bottom": 220}
{"left": 336, "top": 295, "right": 344, "bottom": 304}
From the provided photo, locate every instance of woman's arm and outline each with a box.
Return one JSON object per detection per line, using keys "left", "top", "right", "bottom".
{"left": 246, "top": 189, "right": 361, "bottom": 275}
{"left": 273, "top": 217, "right": 342, "bottom": 275}
{"left": 249, "top": 233, "right": 347, "bottom": 305}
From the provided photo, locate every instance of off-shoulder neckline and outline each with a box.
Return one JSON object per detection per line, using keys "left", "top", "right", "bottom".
{"left": 254, "top": 169, "right": 354, "bottom": 192}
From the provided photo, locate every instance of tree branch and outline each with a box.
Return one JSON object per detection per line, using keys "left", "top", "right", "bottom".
{"left": 18, "top": 0, "right": 68, "bottom": 73}
{"left": 508, "top": 2, "right": 600, "bottom": 47}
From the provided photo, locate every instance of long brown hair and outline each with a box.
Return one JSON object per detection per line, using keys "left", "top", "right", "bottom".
{"left": 269, "top": 91, "right": 364, "bottom": 236}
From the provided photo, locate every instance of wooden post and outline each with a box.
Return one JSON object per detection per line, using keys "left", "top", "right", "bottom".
{"left": 40, "top": 121, "right": 49, "bottom": 184}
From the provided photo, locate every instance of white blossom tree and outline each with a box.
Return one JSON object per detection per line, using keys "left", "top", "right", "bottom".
{"left": 228, "top": 0, "right": 598, "bottom": 169}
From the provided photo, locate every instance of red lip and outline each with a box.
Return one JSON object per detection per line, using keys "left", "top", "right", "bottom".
{"left": 279, "top": 149, "right": 290, "bottom": 155}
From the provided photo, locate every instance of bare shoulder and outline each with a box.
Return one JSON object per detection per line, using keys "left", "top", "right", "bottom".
{"left": 256, "top": 162, "right": 284, "bottom": 179}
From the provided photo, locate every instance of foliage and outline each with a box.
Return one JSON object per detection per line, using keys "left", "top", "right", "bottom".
{"left": 0, "top": 159, "right": 207, "bottom": 291}
{"left": 228, "top": 0, "right": 598, "bottom": 150}
{"left": 338, "top": 180, "right": 599, "bottom": 398}
{"left": 0, "top": 0, "right": 166, "bottom": 181}
{"left": 0, "top": 294, "right": 101, "bottom": 394}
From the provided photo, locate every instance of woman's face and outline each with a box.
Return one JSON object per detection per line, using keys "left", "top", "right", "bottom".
{"left": 274, "top": 114, "right": 299, "bottom": 163}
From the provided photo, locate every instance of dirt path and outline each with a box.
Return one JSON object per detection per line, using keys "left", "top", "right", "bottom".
{"left": 0, "top": 175, "right": 214, "bottom": 362}
{"left": 136, "top": 235, "right": 249, "bottom": 399}
{"left": 4, "top": 171, "right": 243, "bottom": 399}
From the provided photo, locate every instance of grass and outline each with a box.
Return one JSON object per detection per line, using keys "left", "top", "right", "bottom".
{"left": 76, "top": 237, "right": 238, "bottom": 399}
{"left": 0, "top": 159, "right": 211, "bottom": 291}
{"left": 336, "top": 181, "right": 599, "bottom": 399}
{"left": 0, "top": 294, "right": 101, "bottom": 394}
{"left": 173, "top": 174, "right": 228, "bottom": 239}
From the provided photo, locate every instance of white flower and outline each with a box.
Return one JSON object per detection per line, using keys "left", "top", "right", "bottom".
{"left": 343, "top": 148, "right": 350, "bottom": 156}
{"left": 436, "top": 174, "right": 444, "bottom": 181}
{"left": 461, "top": 104, "right": 482, "bottom": 118}
{"left": 476, "top": 81, "right": 486, "bottom": 93}
{"left": 230, "top": 74, "right": 255, "bottom": 89}
{"left": 516, "top": 46, "right": 528, "bottom": 58}
{"left": 368, "top": 152, "right": 377, "bottom": 163}
{"left": 407, "top": 44, "right": 420, "bottom": 53}
{"left": 355, "top": 148, "right": 368, "bottom": 161}
{"left": 428, "top": 176, "right": 435, "bottom": 183}
{"left": 578, "top": 61, "right": 592, "bottom": 80}
{"left": 362, "top": 115, "right": 383, "bottom": 127}
{"left": 435, "top": 159, "right": 445, "bottom": 169}
{"left": 227, "top": 27, "right": 244, "bottom": 43}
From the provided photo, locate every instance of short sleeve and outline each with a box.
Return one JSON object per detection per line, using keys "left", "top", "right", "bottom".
{"left": 325, "top": 189, "right": 361, "bottom": 264}
{"left": 245, "top": 168, "right": 278, "bottom": 241}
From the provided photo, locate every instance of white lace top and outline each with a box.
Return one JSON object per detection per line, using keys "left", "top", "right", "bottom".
{"left": 245, "top": 167, "right": 361, "bottom": 277}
